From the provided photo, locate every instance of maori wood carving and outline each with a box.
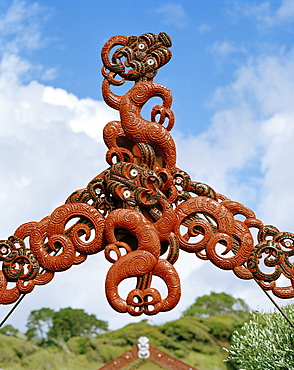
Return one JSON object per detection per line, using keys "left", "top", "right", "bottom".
{"left": 1, "top": 32, "right": 294, "bottom": 316}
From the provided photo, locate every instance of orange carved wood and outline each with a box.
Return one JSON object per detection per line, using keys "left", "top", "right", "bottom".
{"left": 1, "top": 32, "right": 294, "bottom": 315}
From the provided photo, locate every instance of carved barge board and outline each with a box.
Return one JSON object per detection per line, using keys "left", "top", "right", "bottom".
{"left": 1, "top": 32, "right": 294, "bottom": 315}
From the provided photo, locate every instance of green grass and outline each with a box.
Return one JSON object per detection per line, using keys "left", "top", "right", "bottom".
{"left": 0, "top": 314, "right": 242, "bottom": 370}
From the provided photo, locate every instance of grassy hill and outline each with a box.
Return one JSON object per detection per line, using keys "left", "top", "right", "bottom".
{"left": 0, "top": 314, "right": 243, "bottom": 370}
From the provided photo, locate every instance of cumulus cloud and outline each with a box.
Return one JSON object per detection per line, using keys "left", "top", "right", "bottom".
{"left": 234, "top": 0, "right": 294, "bottom": 28}
{"left": 0, "top": 1, "right": 118, "bottom": 233}
{"left": 0, "top": 0, "right": 46, "bottom": 53}
{"left": 198, "top": 23, "right": 211, "bottom": 33}
{"left": 0, "top": 1, "right": 118, "bottom": 331}
{"left": 209, "top": 40, "right": 247, "bottom": 59}
{"left": 43, "top": 86, "right": 118, "bottom": 140}
{"left": 210, "top": 49, "right": 294, "bottom": 229}
{"left": 176, "top": 46, "right": 294, "bottom": 210}
{"left": 0, "top": 0, "right": 54, "bottom": 83}
{"left": 170, "top": 45, "right": 294, "bottom": 311}
{"left": 155, "top": 3, "right": 188, "bottom": 28}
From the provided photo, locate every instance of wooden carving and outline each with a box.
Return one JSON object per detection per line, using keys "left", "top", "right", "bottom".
{"left": 1, "top": 32, "right": 294, "bottom": 316}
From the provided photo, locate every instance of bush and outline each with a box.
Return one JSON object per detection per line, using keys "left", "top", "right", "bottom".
{"left": 226, "top": 304, "right": 294, "bottom": 370}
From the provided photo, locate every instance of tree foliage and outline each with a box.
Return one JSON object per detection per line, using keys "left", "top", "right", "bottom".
{"left": 0, "top": 324, "right": 19, "bottom": 336}
{"left": 182, "top": 292, "right": 250, "bottom": 319}
{"left": 226, "top": 304, "right": 294, "bottom": 370}
{"left": 48, "top": 307, "right": 108, "bottom": 342}
{"left": 26, "top": 307, "right": 54, "bottom": 343}
{"left": 25, "top": 307, "right": 108, "bottom": 346}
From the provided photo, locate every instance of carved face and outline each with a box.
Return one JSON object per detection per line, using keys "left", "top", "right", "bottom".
{"left": 105, "top": 32, "right": 172, "bottom": 82}
{"left": 104, "top": 162, "right": 164, "bottom": 207}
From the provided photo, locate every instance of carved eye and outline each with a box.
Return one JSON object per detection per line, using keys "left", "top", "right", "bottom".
{"left": 138, "top": 43, "right": 145, "bottom": 50}
{"left": 95, "top": 187, "right": 101, "bottom": 195}
{"left": 130, "top": 169, "right": 138, "bottom": 177}
{"left": 147, "top": 58, "right": 155, "bottom": 66}
{"left": 0, "top": 246, "right": 8, "bottom": 255}
{"left": 174, "top": 176, "right": 183, "bottom": 185}
{"left": 123, "top": 190, "right": 131, "bottom": 199}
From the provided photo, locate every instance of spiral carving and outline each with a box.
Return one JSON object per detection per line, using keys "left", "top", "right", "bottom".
{"left": 2, "top": 32, "right": 294, "bottom": 314}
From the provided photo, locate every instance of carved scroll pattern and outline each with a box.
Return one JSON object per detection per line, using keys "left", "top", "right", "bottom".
{"left": 1, "top": 32, "right": 294, "bottom": 315}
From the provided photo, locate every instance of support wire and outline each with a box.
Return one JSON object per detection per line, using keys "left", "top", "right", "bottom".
{"left": 0, "top": 294, "right": 26, "bottom": 328}
{"left": 254, "top": 277, "right": 294, "bottom": 329}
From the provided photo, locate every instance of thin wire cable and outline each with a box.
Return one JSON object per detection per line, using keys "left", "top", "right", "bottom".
{"left": 0, "top": 246, "right": 62, "bottom": 328}
{"left": 254, "top": 277, "right": 294, "bottom": 329}
{"left": 0, "top": 294, "right": 26, "bottom": 328}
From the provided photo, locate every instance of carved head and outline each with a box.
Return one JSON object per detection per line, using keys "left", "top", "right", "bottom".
{"left": 101, "top": 32, "right": 172, "bottom": 82}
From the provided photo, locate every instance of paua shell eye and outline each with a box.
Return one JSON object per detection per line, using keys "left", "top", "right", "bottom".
{"left": 130, "top": 169, "right": 138, "bottom": 177}
{"left": 147, "top": 58, "right": 155, "bottom": 66}
{"left": 123, "top": 190, "right": 131, "bottom": 198}
{"left": 0, "top": 246, "right": 9, "bottom": 255}
{"left": 138, "top": 43, "right": 145, "bottom": 50}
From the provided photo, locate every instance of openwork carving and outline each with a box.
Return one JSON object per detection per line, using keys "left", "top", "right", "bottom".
{"left": 1, "top": 32, "right": 294, "bottom": 315}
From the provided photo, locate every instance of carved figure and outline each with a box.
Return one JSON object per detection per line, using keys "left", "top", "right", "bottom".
{"left": 137, "top": 336, "right": 150, "bottom": 359}
{"left": 1, "top": 32, "right": 294, "bottom": 316}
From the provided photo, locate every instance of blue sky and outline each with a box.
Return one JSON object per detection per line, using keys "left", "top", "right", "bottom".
{"left": 1, "top": 0, "right": 294, "bottom": 332}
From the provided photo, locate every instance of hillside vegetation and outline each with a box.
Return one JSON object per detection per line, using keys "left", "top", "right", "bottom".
{"left": 0, "top": 315, "right": 244, "bottom": 369}
{"left": 0, "top": 293, "right": 248, "bottom": 370}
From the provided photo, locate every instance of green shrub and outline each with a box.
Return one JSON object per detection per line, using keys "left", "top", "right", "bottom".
{"left": 226, "top": 304, "right": 294, "bottom": 370}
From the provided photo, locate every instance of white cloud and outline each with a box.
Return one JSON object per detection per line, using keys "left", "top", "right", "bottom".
{"left": 0, "top": 0, "right": 119, "bottom": 331}
{"left": 180, "top": 261, "right": 290, "bottom": 315}
{"left": 175, "top": 102, "right": 258, "bottom": 205}
{"left": 277, "top": 0, "right": 294, "bottom": 21}
{"left": 171, "top": 45, "right": 294, "bottom": 314}
{"left": 235, "top": 0, "right": 294, "bottom": 28}
{"left": 43, "top": 86, "right": 118, "bottom": 140}
{"left": 0, "top": 0, "right": 47, "bottom": 54}
{"left": 209, "top": 40, "right": 247, "bottom": 59}
{"left": 0, "top": 80, "right": 118, "bottom": 233}
{"left": 0, "top": 0, "right": 56, "bottom": 85}
{"left": 198, "top": 23, "right": 211, "bottom": 33}
{"left": 178, "top": 46, "right": 294, "bottom": 223}
{"left": 40, "top": 67, "right": 57, "bottom": 81}
{"left": 155, "top": 3, "right": 188, "bottom": 28}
